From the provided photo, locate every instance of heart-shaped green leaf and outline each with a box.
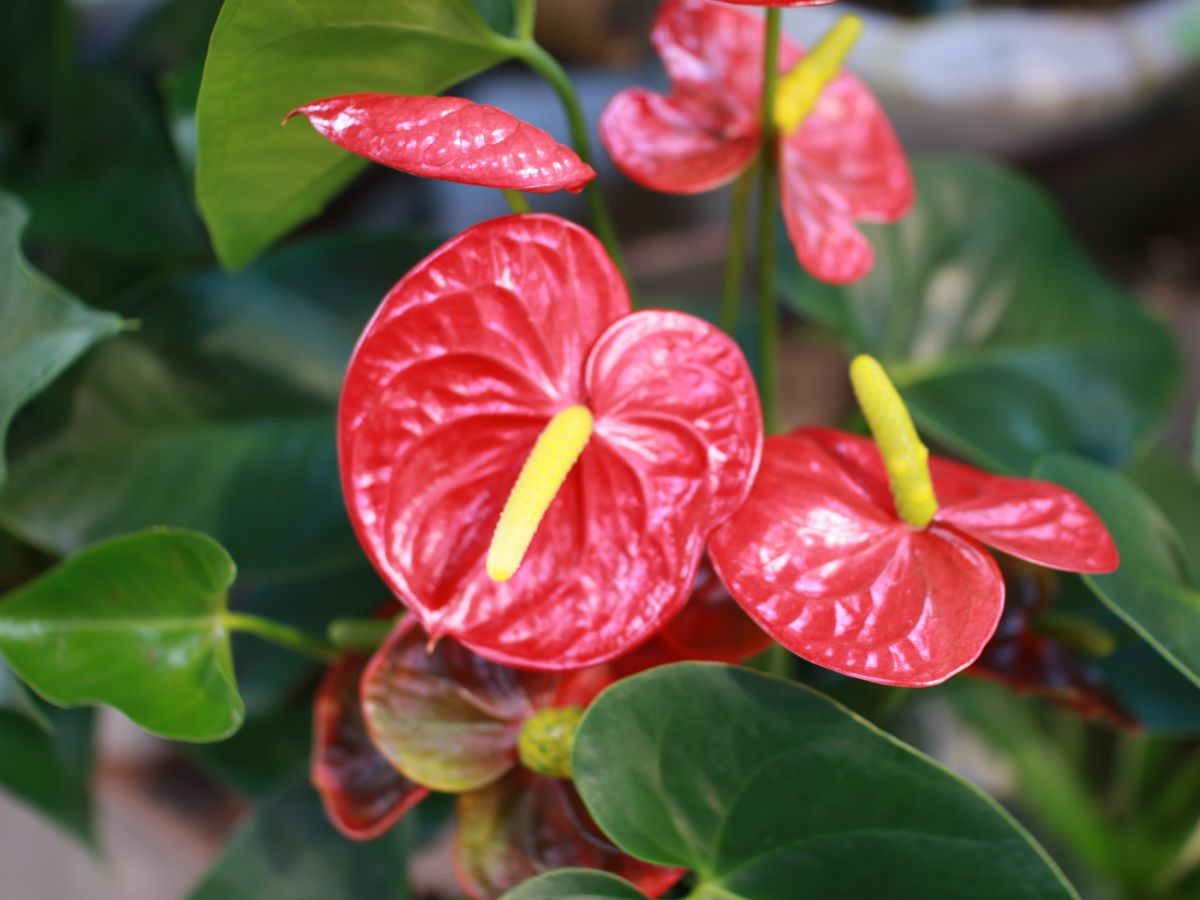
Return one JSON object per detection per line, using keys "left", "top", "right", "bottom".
{"left": 196, "top": 0, "right": 512, "bottom": 268}
{"left": 0, "top": 529, "right": 243, "bottom": 742}
{"left": 1035, "top": 455, "right": 1200, "bottom": 689}
{"left": 0, "top": 192, "right": 122, "bottom": 488}
{"left": 502, "top": 869, "right": 648, "bottom": 899}
{"left": 574, "top": 663, "right": 1078, "bottom": 900}
{"left": 780, "top": 157, "right": 1180, "bottom": 475}
{"left": 187, "top": 775, "right": 413, "bottom": 899}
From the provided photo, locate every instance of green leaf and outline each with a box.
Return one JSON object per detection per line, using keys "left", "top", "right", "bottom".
{"left": 0, "top": 705, "right": 94, "bottom": 846}
{"left": 0, "top": 192, "right": 122, "bottom": 488}
{"left": 1035, "top": 455, "right": 1200, "bottom": 689}
{"left": 780, "top": 156, "right": 1180, "bottom": 475}
{"left": 0, "top": 655, "right": 50, "bottom": 731}
{"left": 502, "top": 869, "right": 648, "bottom": 899}
{"left": 0, "top": 529, "right": 243, "bottom": 742}
{"left": 187, "top": 775, "right": 413, "bottom": 900}
{"left": 575, "top": 663, "right": 1078, "bottom": 900}
{"left": 196, "top": 0, "right": 512, "bottom": 268}
{"left": 185, "top": 704, "right": 310, "bottom": 800}
{"left": 1125, "top": 452, "right": 1200, "bottom": 581}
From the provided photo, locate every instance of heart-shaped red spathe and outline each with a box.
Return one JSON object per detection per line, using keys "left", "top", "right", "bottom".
{"left": 339, "top": 213, "right": 762, "bottom": 670}
{"left": 600, "top": 0, "right": 912, "bottom": 284}
{"left": 311, "top": 654, "right": 428, "bottom": 840}
{"left": 288, "top": 94, "right": 596, "bottom": 193}
{"left": 708, "top": 428, "right": 1119, "bottom": 687}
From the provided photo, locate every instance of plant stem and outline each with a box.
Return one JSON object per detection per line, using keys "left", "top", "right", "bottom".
{"left": 328, "top": 617, "right": 398, "bottom": 654}
{"left": 224, "top": 612, "right": 338, "bottom": 663}
{"left": 503, "top": 189, "right": 532, "bottom": 214}
{"left": 756, "top": 10, "right": 783, "bottom": 434}
{"left": 766, "top": 642, "right": 790, "bottom": 678}
{"left": 514, "top": 0, "right": 536, "bottom": 42}
{"left": 507, "top": 39, "right": 630, "bottom": 288}
{"left": 719, "top": 166, "right": 755, "bottom": 337}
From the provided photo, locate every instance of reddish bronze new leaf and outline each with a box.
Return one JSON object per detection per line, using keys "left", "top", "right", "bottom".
{"left": 311, "top": 655, "right": 428, "bottom": 840}
{"left": 288, "top": 94, "right": 596, "bottom": 193}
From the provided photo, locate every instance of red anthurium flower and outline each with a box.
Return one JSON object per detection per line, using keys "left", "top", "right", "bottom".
{"left": 312, "top": 618, "right": 684, "bottom": 899}
{"left": 970, "top": 560, "right": 1137, "bottom": 730}
{"left": 600, "top": 0, "right": 912, "bottom": 284}
{"left": 339, "top": 213, "right": 762, "bottom": 670}
{"left": 287, "top": 94, "right": 596, "bottom": 193}
{"left": 709, "top": 356, "right": 1119, "bottom": 688}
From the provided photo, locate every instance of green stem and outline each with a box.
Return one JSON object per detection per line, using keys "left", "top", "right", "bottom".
{"left": 328, "top": 617, "right": 398, "bottom": 654}
{"left": 503, "top": 188, "right": 532, "bottom": 214}
{"left": 719, "top": 166, "right": 756, "bottom": 337}
{"left": 766, "top": 643, "right": 790, "bottom": 678}
{"left": 756, "top": 10, "right": 782, "bottom": 434}
{"left": 224, "top": 612, "right": 338, "bottom": 664}
{"left": 506, "top": 39, "right": 630, "bottom": 290}
{"left": 514, "top": 0, "right": 536, "bottom": 42}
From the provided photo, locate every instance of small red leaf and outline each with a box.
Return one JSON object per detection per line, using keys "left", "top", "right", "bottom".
{"left": 312, "top": 655, "right": 428, "bottom": 840}
{"left": 454, "top": 770, "right": 685, "bottom": 900}
{"left": 289, "top": 94, "right": 596, "bottom": 193}
{"left": 361, "top": 618, "right": 555, "bottom": 794}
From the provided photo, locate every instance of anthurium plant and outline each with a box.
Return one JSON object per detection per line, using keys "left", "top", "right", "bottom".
{"left": 0, "top": 0, "right": 1197, "bottom": 898}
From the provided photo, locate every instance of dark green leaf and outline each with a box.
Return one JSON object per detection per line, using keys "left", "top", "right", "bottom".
{"left": 575, "top": 663, "right": 1078, "bottom": 900}
{"left": 0, "top": 529, "right": 243, "bottom": 742}
{"left": 1035, "top": 455, "right": 1200, "bottom": 689}
{"left": 186, "top": 704, "right": 310, "bottom": 800}
{"left": 780, "top": 157, "right": 1180, "bottom": 474}
{"left": 502, "top": 869, "right": 648, "bottom": 899}
{"left": 187, "top": 775, "right": 413, "bottom": 900}
{"left": 0, "top": 705, "right": 94, "bottom": 846}
{"left": 0, "top": 655, "right": 49, "bottom": 731}
{"left": 0, "top": 192, "right": 122, "bottom": 487}
{"left": 196, "top": 0, "right": 512, "bottom": 268}
{"left": 1125, "top": 452, "right": 1200, "bottom": 581}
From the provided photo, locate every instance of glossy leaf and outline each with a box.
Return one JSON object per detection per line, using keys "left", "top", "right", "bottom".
{"left": 340, "top": 214, "right": 761, "bottom": 669}
{"left": 289, "top": 95, "right": 595, "bottom": 193}
{"left": 0, "top": 706, "right": 94, "bottom": 847}
{"left": 196, "top": 0, "right": 512, "bottom": 268}
{"left": 1035, "top": 455, "right": 1200, "bottom": 689}
{"left": 361, "top": 618, "right": 550, "bottom": 794}
{"left": 781, "top": 157, "right": 1180, "bottom": 474}
{"left": 0, "top": 529, "right": 243, "bottom": 742}
{"left": 502, "top": 869, "right": 648, "bottom": 899}
{"left": 574, "top": 663, "right": 1078, "bottom": 899}
{"left": 457, "top": 771, "right": 682, "bottom": 900}
{"left": 187, "top": 775, "right": 413, "bottom": 900}
{"left": 710, "top": 429, "right": 1114, "bottom": 686}
{"left": 313, "top": 654, "right": 428, "bottom": 839}
{"left": 0, "top": 192, "right": 121, "bottom": 488}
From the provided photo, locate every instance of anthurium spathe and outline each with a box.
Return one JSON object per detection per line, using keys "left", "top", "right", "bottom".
{"left": 311, "top": 618, "right": 683, "bottom": 899}
{"left": 287, "top": 94, "right": 596, "bottom": 193}
{"left": 339, "top": 213, "right": 762, "bottom": 670}
{"left": 708, "top": 356, "right": 1119, "bottom": 687}
{"left": 599, "top": 0, "right": 912, "bottom": 284}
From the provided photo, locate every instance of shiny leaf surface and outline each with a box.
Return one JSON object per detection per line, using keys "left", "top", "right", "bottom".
{"left": 289, "top": 94, "right": 595, "bottom": 193}
{"left": 780, "top": 157, "right": 1180, "bottom": 474}
{"left": 187, "top": 775, "right": 413, "bottom": 900}
{"left": 502, "top": 869, "right": 648, "bottom": 899}
{"left": 456, "top": 771, "right": 682, "bottom": 900}
{"left": 1035, "top": 455, "right": 1200, "bottom": 689}
{"left": 0, "top": 192, "right": 121, "bottom": 488}
{"left": 196, "top": 0, "right": 511, "bottom": 268}
{"left": 362, "top": 618, "right": 551, "bottom": 793}
{"left": 0, "top": 530, "right": 243, "bottom": 741}
{"left": 340, "top": 214, "right": 760, "bottom": 669}
{"left": 313, "top": 654, "right": 428, "bottom": 840}
{"left": 574, "top": 663, "right": 1078, "bottom": 899}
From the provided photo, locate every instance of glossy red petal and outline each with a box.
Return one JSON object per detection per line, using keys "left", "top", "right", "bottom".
{"left": 779, "top": 76, "right": 913, "bottom": 284}
{"left": 657, "top": 554, "right": 773, "bottom": 662}
{"left": 600, "top": 90, "right": 759, "bottom": 194}
{"left": 312, "top": 655, "right": 428, "bottom": 840}
{"left": 360, "top": 618, "right": 556, "bottom": 794}
{"left": 932, "top": 456, "right": 1120, "bottom": 575}
{"left": 970, "top": 561, "right": 1137, "bottom": 730}
{"left": 454, "top": 771, "right": 685, "bottom": 900}
{"left": 709, "top": 432, "right": 1005, "bottom": 686}
{"left": 288, "top": 94, "right": 596, "bottom": 193}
